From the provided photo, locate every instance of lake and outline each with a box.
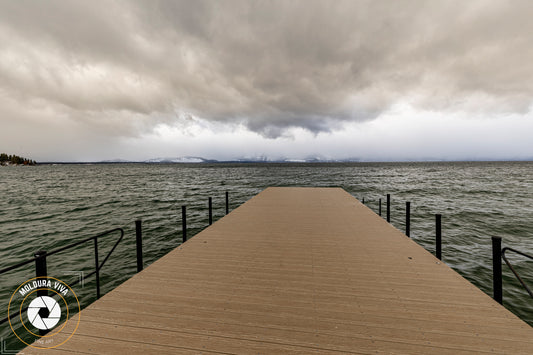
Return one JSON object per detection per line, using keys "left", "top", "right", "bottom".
{"left": 1, "top": 162, "right": 532, "bottom": 349}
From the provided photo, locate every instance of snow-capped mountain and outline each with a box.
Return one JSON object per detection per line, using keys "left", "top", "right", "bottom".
{"left": 98, "top": 156, "right": 361, "bottom": 163}
{"left": 143, "top": 157, "right": 214, "bottom": 163}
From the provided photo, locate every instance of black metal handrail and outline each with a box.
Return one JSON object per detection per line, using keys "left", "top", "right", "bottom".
{"left": 0, "top": 227, "right": 124, "bottom": 326}
{"left": 502, "top": 247, "right": 533, "bottom": 298}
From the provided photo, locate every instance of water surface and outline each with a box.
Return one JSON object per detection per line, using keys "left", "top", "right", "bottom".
{"left": 1, "top": 162, "right": 532, "bottom": 349}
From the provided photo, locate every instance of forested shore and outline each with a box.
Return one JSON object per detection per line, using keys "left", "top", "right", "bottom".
{"left": 0, "top": 153, "right": 36, "bottom": 165}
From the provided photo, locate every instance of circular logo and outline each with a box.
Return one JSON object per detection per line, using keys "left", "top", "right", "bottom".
{"left": 8, "top": 277, "right": 80, "bottom": 349}
{"left": 27, "top": 296, "right": 61, "bottom": 330}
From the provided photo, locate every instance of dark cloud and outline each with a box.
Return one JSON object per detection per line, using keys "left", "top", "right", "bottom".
{"left": 2, "top": 0, "right": 533, "bottom": 144}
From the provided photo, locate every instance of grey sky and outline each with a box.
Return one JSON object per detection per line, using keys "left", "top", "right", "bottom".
{"left": 1, "top": 0, "right": 533, "bottom": 161}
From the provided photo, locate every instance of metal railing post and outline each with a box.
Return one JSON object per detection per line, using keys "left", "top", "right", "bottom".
{"left": 182, "top": 206, "right": 187, "bottom": 243}
{"left": 436, "top": 214, "right": 442, "bottom": 260}
{"left": 135, "top": 219, "right": 143, "bottom": 272}
{"left": 492, "top": 236, "right": 503, "bottom": 304}
{"left": 405, "top": 202, "right": 410, "bottom": 237}
{"left": 94, "top": 238, "right": 100, "bottom": 299}
{"left": 34, "top": 250, "right": 48, "bottom": 295}
{"left": 386, "top": 194, "right": 391, "bottom": 223}
{"left": 34, "top": 250, "right": 48, "bottom": 335}
{"left": 225, "top": 191, "right": 229, "bottom": 215}
{"left": 208, "top": 197, "right": 213, "bottom": 225}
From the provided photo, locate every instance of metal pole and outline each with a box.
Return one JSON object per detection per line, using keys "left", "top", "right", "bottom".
{"left": 379, "top": 198, "right": 382, "bottom": 216}
{"left": 34, "top": 250, "right": 48, "bottom": 335}
{"left": 208, "top": 197, "right": 213, "bottom": 225}
{"left": 135, "top": 219, "right": 143, "bottom": 272}
{"left": 362, "top": 197, "right": 365, "bottom": 205}
{"left": 94, "top": 238, "right": 100, "bottom": 299}
{"left": 34, "top": 250, "right": 48, "bottom": 295}
{"left": 225, "top": 191, "right": 229, "bottom": 215}
{"left": 386, "top": 194, "right": 391, "bottom": 223}
{"left": 182, "top": 206, "right": 187, "bottom": 243}
{"left": 436, "top": 214, "right": 442, "bottom": 260}
{"left": 492, "top": 236, "right": 503, "bottom": 304}
{"left": 405, "top": 202, "right": 410, "bottom": 237}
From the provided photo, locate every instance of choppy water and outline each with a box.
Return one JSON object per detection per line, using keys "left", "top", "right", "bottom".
{"left": 1, "top": 162, "right": 532, "bottom": 349}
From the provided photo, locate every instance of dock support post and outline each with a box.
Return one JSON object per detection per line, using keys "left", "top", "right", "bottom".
{"left": 94, "top": 238, "right": 100, "bottom": 299}
{"left": 386, "top": 194, "right": 390, "bottom": 223}
{"left": 436, "top": 214, "right": 442, "bottom": 260}
{"left": 492, "top": 236, "right": 503, "bottom": 304}
{"left": 226, "top": 191, "right": 229, "bottom": 215}
{"left": 405, "top": 202, "right": 410, "bottom": 237}
{"left": 135, "top": 220, "right": 143, "bottom": 272}
{"left": 379, "top": 198, "right": 382, "bottom": 216}
{"left": 182, "top": 206, "right": 187, "bottom": 243}
{"left": 208, "top": 197, "right": 213, "bottom": 225}
{"left": 34, "top": 250, "right": 49, "bottom": 335}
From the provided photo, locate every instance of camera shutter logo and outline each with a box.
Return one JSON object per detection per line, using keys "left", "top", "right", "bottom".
{"left": 27, "top": 295, "right": 61, "bottom": 330}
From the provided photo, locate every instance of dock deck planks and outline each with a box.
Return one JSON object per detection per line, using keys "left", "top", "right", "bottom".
{"left": 21, "top": 187, "right": 533, "bottom": 354}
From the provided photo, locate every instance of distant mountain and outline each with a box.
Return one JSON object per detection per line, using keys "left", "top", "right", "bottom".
{"left": 99, "top": 159, "right": 134, "bottom": 163}
{"left": 142, "top": 157, "right": 217, "bottom": 163}
{"left": 230, "top": 156, "right": 361, "bottom": 163}
{"left": 97, "top": 156, "right": 362, "bottom": 164}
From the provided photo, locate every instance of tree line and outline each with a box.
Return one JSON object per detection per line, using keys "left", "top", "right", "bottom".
{"left": 0, "top": 153, "right": 36, "bottom": 165}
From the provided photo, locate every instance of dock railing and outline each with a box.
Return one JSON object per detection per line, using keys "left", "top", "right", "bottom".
{"left": 361, "top": 194, "right": 443, "bottom": 260}
{"left": 135, "top": 191, "right": 231, "bottom": 272}
{"left": 492, "top": 236, "right": 533, "bottom": 304}
{"left": 362, "top": 194, "right": 532, "bottom": 306}
{"left": 0, "top": 227, "right": 124, "bottom": 331}
{"left": 1, "top": 189, "right": 232, "bottom": 339}
{"left": 502, "top": 247, "right": 533, "bottom": 298}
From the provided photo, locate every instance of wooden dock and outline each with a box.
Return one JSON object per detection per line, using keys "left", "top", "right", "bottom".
{"left": 22, "top": 187, "right": 533, "bottom": 354}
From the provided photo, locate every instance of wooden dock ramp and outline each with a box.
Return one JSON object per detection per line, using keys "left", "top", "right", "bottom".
{"left": 22, "top": 187, "right": 533, "bottom": 354}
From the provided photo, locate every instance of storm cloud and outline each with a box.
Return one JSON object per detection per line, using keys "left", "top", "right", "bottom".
{"left": 2, "top": 0, "right": 533, "bottom": 159}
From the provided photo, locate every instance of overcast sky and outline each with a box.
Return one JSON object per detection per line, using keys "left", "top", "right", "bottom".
{"left": 2, "top": 0, "right": 533, "bottom": 162}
